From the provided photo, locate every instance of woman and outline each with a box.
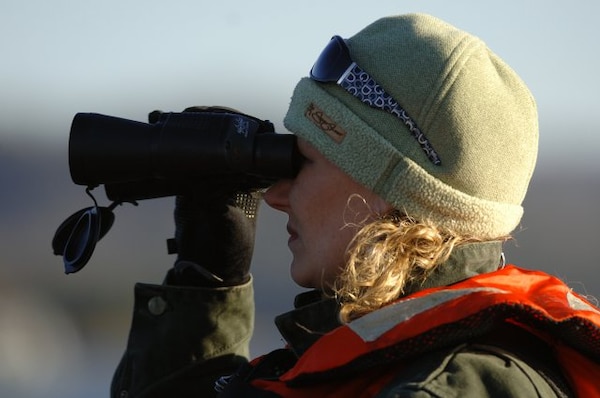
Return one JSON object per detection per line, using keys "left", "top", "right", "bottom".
{"left": 112, "top": 13, "right": 600, "bottom": 397}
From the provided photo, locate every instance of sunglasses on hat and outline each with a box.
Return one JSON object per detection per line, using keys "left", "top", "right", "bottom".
{"left": 310, "top": 35, "right": 441, "bottom": 166}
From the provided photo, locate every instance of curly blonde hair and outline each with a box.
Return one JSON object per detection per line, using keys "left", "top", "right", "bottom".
{"left": 332, "top": 211, "right": 484, "bottom": 323}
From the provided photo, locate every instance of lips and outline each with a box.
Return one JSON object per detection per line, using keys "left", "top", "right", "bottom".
{"left": 286, "top": 223, "right": 299, "bottom": 244}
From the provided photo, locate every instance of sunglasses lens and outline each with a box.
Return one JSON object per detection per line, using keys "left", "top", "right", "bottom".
{"left": 63, "top": 207, "right": 102, "bottom": 274}
{"left": 52, "top": 207, "right": 91, "bottom": 256}
{"left": 53, "top": 205, "right": 115, "bottom": 274}
{"left": 310, "top": 35, "right": 352, "bottom": 82}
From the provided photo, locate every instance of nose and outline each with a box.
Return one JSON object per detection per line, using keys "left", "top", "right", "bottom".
{"left": 263, "top": 179, "right": 292, "bottom": 212}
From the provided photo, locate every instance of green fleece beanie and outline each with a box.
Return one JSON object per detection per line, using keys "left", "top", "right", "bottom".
{"left": 284, "top": 13, "right": 538, "bottom": 239}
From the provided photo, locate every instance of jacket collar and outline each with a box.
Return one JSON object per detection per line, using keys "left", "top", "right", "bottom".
{"left": 275, "top": 241, "right": 504, "bottom": 357}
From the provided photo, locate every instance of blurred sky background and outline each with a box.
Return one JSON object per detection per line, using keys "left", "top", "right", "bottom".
{"left": 1, "top": 1, "right": 599, "bottom": 397}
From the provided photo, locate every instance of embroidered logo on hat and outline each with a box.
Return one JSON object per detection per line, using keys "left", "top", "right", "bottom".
{"left": 305, "top": 102, "right": 347, "bottom": 143}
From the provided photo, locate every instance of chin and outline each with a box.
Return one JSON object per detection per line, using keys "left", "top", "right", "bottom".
{"left": 291, "top": 274, "right": 315, "bottom": 289}
{"left": 290, "top": 261, "right": 316, "bottom": 288}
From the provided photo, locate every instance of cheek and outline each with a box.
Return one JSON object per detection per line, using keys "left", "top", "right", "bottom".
{"left": 288, "top": 191, "right": 354, "bottom": 286}
{"left": 314, "top": 222, "right": 361, "bottom": 286}
{"left": 311, "top": 201, "right": 362, "bottom": 265}
{"left": 290, "top": 172, "right": 339, "bottom": 219}
{"left": 286, "top": 159, "right": 388, "bottom": 287}
{"left": 326, "top": 223, "right": 358, "bottom": 262}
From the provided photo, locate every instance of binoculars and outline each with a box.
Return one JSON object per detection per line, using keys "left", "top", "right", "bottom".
{"left": 53, "top": 107, "right": 300, "bottom": 274}
{"left": 70, "top": 107, "right": 300, "bottom": 201}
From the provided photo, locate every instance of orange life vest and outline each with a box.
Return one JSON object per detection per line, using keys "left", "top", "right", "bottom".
{"left": 229, "top": 266, "right": 600, "bottom": 397}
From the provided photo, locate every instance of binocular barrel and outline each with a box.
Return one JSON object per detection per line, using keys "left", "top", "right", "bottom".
{"left": 69, "top": 111, "right": 300, "bottom": 201}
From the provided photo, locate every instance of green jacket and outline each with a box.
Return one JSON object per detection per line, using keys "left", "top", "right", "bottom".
{"left": 111, "top": 242, "right": 571, "bottom": 397}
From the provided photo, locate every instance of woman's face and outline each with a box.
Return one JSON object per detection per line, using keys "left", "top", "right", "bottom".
{"left": 264, "top": 139, "right": 390, "bottom": 289}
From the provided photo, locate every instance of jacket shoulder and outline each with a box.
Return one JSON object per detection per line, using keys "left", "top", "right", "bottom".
{"left": 376, "top": 341, "right": 564, "bottom": 397}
